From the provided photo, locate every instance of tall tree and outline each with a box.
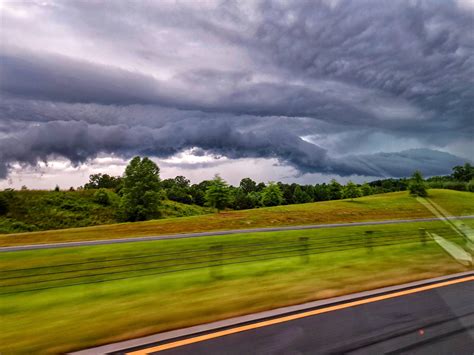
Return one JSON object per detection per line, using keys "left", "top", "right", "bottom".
{"left": 452, "top": 163, "right": 474, "bottom": 182}
{"left": 261, "top": 182, "right": 284, "bottom": 207}
{"left": 360, "top": 183, "right": 373, "bottom": 196}
{"left": 205, "top": 175, "right": 230, "bottom": 212}
{"left": 328, "top": 179, "right": 342, "bottom": 200}
{"left": 408, "top": 170, "right": 428, "bottom": 197}
{"left": 342, "top": 181, "right": 362, "bottom": 200}
{"left": 84, "top": 173, "right": 122, "bottom": 190}
{"left": 293, "top": 185, "right": 312, "bottom": 204}
{"left": 239, "top": 178, "right": 257, "bottom": 194}
{"left": 121, "top": 157, "right": 161, "bottom": 221}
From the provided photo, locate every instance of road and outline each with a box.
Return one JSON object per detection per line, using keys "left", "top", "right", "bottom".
{"left": 2, "top": 215, "right": 474, "bottom": 252}
{"left": 117, "top": 275, "right": 474, "bottom": 355}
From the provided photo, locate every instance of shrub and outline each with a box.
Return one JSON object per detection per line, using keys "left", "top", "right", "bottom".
{"left": 408, "top": 171, "right": 428, "bottom": 197}
{"left": 442, "top": 181, "right": 467, "bottom": 191}
{"left": 93, "top": 189, "right": 111, "bottom": 206}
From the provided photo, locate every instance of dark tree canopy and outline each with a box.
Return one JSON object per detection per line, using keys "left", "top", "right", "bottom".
{"left": 261, "top": 182, "right": 284, "bottom": 207}
{"left": 205, "top": 175, "right": 230, "bottom": 211}
{"left": 121, "top": 156, "right": 162, "bottom": 221}
{"left": 84, "top": 173, "right": 122, "bottom": 190}
{"left": 409, "top": 170, "right": 428, "bottom": 197}
{"left": 451, "top": 163, "right": 474, "bottom": 182}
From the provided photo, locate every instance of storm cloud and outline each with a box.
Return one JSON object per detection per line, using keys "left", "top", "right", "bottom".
{"left": 0, "top": 0, "right": 472, "bottom": 181}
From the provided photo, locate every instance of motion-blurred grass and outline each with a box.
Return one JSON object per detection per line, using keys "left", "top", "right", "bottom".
{"left": 0, "top": 219, "right": 471, "bottom": 354}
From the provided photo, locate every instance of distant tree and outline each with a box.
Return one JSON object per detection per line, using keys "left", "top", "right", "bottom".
{"left": 21, "top": 185, "right": 28, "bottom": 191}
{"left": 239, "top": 178, "right": 257, "bottom": 194}
{"left": 261, "top": 182, "right": 284, "bottom": 207}
{"left": 189, "top": 180, "right": 213, "bottom": 206}
{"left": 452, "top": 163, "right": 474, "bottom": 182}
{"left": 313, "top": 183, "right": 330, "bottom": 201}
{"left": 328, "top": 179, "right": 342, "bottom": 200}
{"left": 231, "top": 188, "right": 255, "bottom": 210}
{"left": 69, "top": 187, "right": 75, "bottom": 191}
{"left": 0, "top": 194, "right": 8, "bottom": 215}
{"left": 256, "top": 182, "right": 266, "bottom": 192}
{"left": 205, "top": 175, "right": 230, "bottom": 212}
{"left": 248, "top": 191, "right": 263, "bottom": 208}
{"left": 361, "top": 183, "right": 373, "bottom": 196}
{"left": 408, "top": 170, "right": 428, "bottom": 197}
{"left": 84, "top": 173, "right": 122, "bottom": 190}
{"left": 93, "top": 189, "right": 111, "bottom": 206}
{"left": 342, "top": 181, "right": 362, "bottom": 200}
{"left": 54, "top": 185, "right": 60, "bottom": 192}
{"left": 121, "top": 157, "right": 161, "bottom": 221}
{"left": 293, "top": 185, "right": 312, "bottom": 204}
{"left": 162, "top": 176, "right": 193, "bottom": 204}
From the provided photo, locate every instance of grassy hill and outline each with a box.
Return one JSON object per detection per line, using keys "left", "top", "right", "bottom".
{"left": 1, "top": 189, "right": 472, "bottom": 247}
{"left": 0, "top": 189, "right": 212, "bottom": 234}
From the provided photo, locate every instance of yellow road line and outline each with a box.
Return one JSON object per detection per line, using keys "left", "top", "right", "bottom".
{"left": 127, "top": 275, "right": 474, "bottom": 354}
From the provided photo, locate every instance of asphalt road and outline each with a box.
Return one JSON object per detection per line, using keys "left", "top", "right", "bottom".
{"left": 120, "top": 276, "right": 474, "bottom": 355}
{"left": 2, "top": 215, "right": 474, "bottom": 252}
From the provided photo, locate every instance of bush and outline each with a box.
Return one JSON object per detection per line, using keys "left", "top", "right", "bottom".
{"left": 408, "top": 171, "right": 427, "bottom": 197}
{"left": 93, "top": 189, "right": 111, "bottom": 206}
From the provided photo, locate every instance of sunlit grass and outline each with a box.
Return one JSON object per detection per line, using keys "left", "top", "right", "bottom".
{"left": 0, "top": 219, "right": 471, "bottom": 354}
{"left": 1, "top": 189, "right": 473, "bottom": 247}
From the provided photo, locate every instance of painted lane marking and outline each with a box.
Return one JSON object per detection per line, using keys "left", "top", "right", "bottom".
{"left": 126, "top": 275, "right": 474, "bottom": 354}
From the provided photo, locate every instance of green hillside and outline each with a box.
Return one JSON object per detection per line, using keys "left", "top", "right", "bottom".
{"left": 1, "top": 189, "right": 472, "bottom": 247}
{"left": 0, "top": 189, "right": 212, "bottom": 234}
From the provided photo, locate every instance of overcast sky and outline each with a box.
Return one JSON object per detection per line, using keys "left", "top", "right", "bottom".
{"left": 0, "top": 0, "right": 473, "bottom": 188}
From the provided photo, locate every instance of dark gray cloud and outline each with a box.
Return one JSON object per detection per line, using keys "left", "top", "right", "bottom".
{"left": 0, "top": 0, "right": 472, "bottom": 181}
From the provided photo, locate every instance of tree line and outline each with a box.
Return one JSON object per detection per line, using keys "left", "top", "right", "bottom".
{"left": 73, "top": 158, "right": 473, "bottom": 220}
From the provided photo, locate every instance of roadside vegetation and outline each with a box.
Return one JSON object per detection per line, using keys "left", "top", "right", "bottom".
{"left": 1, "top": 189, "right": 473, "bottom": 247}
{"left": 0, "top": 219, "right": 470, "bottom": 354}
{"left": 0, "top": 158, "right": 472, "bottom": 234}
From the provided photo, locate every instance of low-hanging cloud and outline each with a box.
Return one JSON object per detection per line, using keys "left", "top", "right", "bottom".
{"left": 0, "top": 0, "right": 472, "bottom": 180}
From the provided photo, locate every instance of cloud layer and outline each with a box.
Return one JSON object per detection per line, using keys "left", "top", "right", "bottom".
{"left": 1, "top": 0, "right": 472, "bottom": 181}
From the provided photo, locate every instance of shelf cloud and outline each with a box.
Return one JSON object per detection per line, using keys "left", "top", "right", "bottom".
{"left": 1, "top": 0, "right": 472, "bottom": 181}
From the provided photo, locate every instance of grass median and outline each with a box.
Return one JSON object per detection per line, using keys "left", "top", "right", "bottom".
{"left": 0, "top": 219, "right": 471, "bottom": 354}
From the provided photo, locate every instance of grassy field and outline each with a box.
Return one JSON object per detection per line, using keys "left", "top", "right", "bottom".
{"left": 0, "top": 218, "right": 471, "bottom": 354}
{"left": 1, "top": 189, "right": 473, "bottom": 247}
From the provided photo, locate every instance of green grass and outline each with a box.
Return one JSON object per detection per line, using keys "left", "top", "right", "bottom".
{"left": 1, "top": 189, "right": 473, "bottom": 247}
{"left": 0, "top": 190, "right": 211, "bottom": 234}
{"left": 0, "top": 219, "right": 471, "bottom": 354}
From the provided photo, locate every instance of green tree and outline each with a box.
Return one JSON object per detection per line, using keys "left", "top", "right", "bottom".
{"left": 261, "top": 182, "right": 284, "bottom": 207}
{"left": 293, "top": 185, "right": 312, "bottom": 204}
{"left": 328, "top": 179, "right": 342, "bottom": 200}
{"left": 121, "top": 156, "right": 161, "bottom": 221}
{"left": 93, "top": 189, "right": 111, "bottom": 206}
{"left": 342, "top": 181, "right": 362, "bottom": 200}
{"left": 84, "top": 173, "right": 122, "bottom": 190}
{"left": 361, "top": 183, "right": 373, "bottom": 196}
{"left": 409, "top": 170, "right": 428, "bottom": 197}
{"left": 239, "top": 178, "right": 257, "bottom": 194}
{"left": 452, "top": 163, "right": 474, "bottom": 182}
{"left": 205, "top": 175, "right": 230, "bottom": 212}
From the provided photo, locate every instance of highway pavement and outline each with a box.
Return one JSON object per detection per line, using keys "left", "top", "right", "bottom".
{"left": 118, "top": 275, "right": 474, "bottom": 355}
